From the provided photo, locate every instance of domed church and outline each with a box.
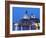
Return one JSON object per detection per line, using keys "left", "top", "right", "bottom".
{"left": 13, "top": 11, "right": 40, "bottom": 31}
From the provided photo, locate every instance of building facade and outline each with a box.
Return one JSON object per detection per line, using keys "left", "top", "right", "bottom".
{"left": 13, "top": 11, "right": 40, "bottom": 31}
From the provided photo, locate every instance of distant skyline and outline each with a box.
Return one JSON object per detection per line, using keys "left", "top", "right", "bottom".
{"left": 12, "top": 7, "right": 40, "bottom": 23}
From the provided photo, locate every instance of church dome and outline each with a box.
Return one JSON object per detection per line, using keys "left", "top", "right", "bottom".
{"left": 22, "top": 11, "right": 30, "bottom": 19}
{"left": 14, "top": 23, "right": 18, "bottom": 26}
{"left": 23, "top": 14, "right": 30, "bottom": 19}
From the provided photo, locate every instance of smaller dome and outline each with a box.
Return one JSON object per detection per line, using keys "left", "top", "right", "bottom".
{"left": 31, "top": 15, "right": 36, "bottom": 18}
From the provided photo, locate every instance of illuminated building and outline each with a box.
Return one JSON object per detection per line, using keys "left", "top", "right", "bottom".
{"left": 13, "top": 11, "right": 40, "bottom": 31}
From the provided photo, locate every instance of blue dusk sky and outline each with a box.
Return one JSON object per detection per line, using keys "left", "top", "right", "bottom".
{"left": 12, "top": 7, "right": 40, "bottom": 23}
